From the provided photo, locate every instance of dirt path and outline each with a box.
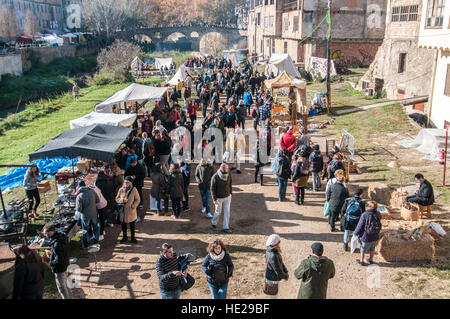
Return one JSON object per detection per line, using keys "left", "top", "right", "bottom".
{"left": 70, "top": 126, "right": 412, "bottom": 299}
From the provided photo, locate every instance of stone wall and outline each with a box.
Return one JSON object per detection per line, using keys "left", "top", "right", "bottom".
{"left": 0, "top": 54, "right": 23, "bottom": 80}
{"left": 20, "top": 40, "right": 101, "bottom": 71}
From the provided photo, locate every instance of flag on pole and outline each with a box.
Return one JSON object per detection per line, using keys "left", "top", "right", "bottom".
{"left": 326, "top": 9, "right": 331, "bottom": 40}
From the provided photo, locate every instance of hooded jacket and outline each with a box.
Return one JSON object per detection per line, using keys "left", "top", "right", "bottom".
{"left": 280, "top": 130, "right": 297, "bottom": 153}
{"left": 75, "top": 187, "right": 99, "bottom": 222}
{"left": 294, "top": 255, "right": 335, "bottom": 299}
{"left": 309, "top": 150, "right": 324, "bottom": 173}
{"left": 167, "top": 171, "right": 184, "bottom": 199}
{"left": 211, "top": 170, "right": 232, "bottom": 201}
{"left": 48, "top": 231, "right": 69, "bottom": 274}
{"left": 195, "top": 163, "right": 214, "bottom": 191}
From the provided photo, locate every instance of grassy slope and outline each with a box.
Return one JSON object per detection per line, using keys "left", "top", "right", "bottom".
{"left": 0, "top": 83, "right": 128, "bottom": 174}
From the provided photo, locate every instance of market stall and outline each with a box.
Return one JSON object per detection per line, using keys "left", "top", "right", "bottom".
{"left": 26, "top": 124, "right": 132, "bottom": 244}
{"left": 264, "top": 71, "right": 307, "bottom": 130}
{"left": 168, "top": 65, "right": 191, "bottom": 86}
{"left": 265, "top": 54, "right": 301, "bottom": 78}
{"left": 70, "top": 112, "right": 137, "bottom": 129}
{"left": 94, "top": 83, "right": 168, "bottom": 114}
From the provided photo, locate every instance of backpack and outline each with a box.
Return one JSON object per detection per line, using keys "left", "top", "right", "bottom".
{"left": 211, "top": 262, "right": 228, "bottom": 285}
{"left": 345, "top": 198, "right": 363, "bottom": 224}
{"left": 365, "top": 212, "right": 382, "bottom": 235}
{"left": 327, "top": 160, "right": 340, "bottom": 177}
{"left": 276, "top": 157, "right": 289, "bottom": 178}
{"left": 296, "top": 144, "right": 312, "bottom": 158}
{"left": 251, "top": 107, "right": 257, "bottom": 118}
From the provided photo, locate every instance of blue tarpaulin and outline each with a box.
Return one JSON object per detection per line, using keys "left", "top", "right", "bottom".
{"left": 0, "top": 157, "right": 78, "bottom": 190}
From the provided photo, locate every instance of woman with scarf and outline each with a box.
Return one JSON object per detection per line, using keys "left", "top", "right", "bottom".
{"left": 201, "top": 239, "right": 234, "bottom": 299}
{"left": 115, "top": 176, "right": 140, "bottom": 244}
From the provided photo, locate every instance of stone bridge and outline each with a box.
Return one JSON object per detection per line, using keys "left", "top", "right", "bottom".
{"left": 119, "top": 26, "right": 247, "bottom": 51}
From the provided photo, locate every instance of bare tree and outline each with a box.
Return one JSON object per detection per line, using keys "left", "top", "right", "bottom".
{"left": 97, "top": 39, "right": 142, "bottom": 81}
{"left": 24, "top": 10, "right": 40, "bottom": 40}
{"left": 200, "top": 32, "right": 227, "bottom": 57}
{"left": 0, "top": 5, "right": 20, "bottom": 40}
{"left": 82, "top": 0, "right": 149, "bottom": 41}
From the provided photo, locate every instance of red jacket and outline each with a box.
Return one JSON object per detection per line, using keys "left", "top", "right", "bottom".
{"left": 280, "top": 130, "right": 296, "bottom": 153}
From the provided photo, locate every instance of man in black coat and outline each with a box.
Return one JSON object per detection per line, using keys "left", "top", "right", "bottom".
{"left": 125, "top": 158, "right": 147, "bottom": 209}
{"left": 43, "top": 224, "right": 72, "bottom": 299}
{"left": 95, "top": 170, "right": 115, "bottom": 226}
{"left": 326, "top": 175, "right": 348, "bottom": 232}
{"left": 407, "top": 173, "right": 434, "bottom": 206}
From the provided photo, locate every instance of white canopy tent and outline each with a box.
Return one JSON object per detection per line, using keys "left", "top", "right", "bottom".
{"left": 397, "top": 129, "right": 448, "bottom": 161}
{"left": 37, "top": 34, "right": 63, "bottom": 46}
{"left": 154, "top": 58, "right": 173, "bottom": 69}
{"left": 265, "top": 54, "right": 301, "bottom": 78}
{"left": 131, "top": 56, "right": 144, "bottom": 71}
{"left": 168, "top": 65, "right": 190, "bottom": 86}
{"left": 70, "top": 112, "right": 137, "bottom": 129}
{"left": 94, "top": 83, "right": 169, "bottom": 113}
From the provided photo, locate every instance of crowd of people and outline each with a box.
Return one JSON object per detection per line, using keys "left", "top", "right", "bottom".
{"left": 13, "top": 55, "right": 436, "bottom": 300}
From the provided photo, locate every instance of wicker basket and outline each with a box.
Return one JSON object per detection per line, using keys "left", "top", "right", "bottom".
{"left": 401, "top": 203, "right": 419, "bottom": 221}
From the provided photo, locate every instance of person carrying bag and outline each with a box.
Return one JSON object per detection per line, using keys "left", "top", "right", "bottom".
{"left": 263, "top": 234, "right": 288, "bottom": 298}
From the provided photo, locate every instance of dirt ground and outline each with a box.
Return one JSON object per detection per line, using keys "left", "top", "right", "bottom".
{"left": 68, "top": 116, "right": 449, "bottom": 299}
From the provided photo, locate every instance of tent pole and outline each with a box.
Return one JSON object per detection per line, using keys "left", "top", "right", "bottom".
{"left": 0, "top": 188, "right": 7, "bottom": 219}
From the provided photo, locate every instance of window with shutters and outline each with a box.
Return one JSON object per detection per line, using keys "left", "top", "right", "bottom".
{"left": 392, "top": 6, "right": 400, "bottom": 22}
{"left": 400, "top": 6, "right": 409, "bottom": 21}
{"left": 293, "top": 16, "right": 299, "bottom": 32}
{"left": 409, "top": 5, "right": 419, "bottom": 21}
{"left": 426, "top": 0, "right": 445, "bottom": 27}
{"left": 398, "top": 53, "right": 407, "bottom": 73}
{"left": 444, "top": 64, "right": 450, "bottom": 97}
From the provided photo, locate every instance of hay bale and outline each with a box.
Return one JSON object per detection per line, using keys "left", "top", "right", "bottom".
{"left": 377, "top": 231, "right": 435, "bottom": 262}
{"left": 390, "top": 190, "right": 409, "bottom": 209}
{"left": 368, "top": 183, "right": 395, "bottom": 206}
{"left": 401, "top": 203, "right": 419, "bottom": 221}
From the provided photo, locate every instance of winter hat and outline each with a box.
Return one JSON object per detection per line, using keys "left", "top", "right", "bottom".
{"left": 266, "top": 234, "right": 281, "bottom": 247}
{"left": 311, "top": 242, "right": 324, "bottom": 256}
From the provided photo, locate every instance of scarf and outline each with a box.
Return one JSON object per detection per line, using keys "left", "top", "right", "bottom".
{"left": 209, "top": 251, "right": 225, "bottom": 262}
{"left": 218, "top": 170, "right": 229, "bottom": 181}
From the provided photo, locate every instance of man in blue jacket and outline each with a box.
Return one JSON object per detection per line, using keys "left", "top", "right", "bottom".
{"left": 243, "top": 89, "right": 253, "bottom": 116}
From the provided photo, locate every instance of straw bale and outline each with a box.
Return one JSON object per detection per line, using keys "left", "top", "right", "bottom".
{"left": 377, "top": 231, "right": 435, "bottom": 262}
{"left": 368, "top": 183, "right": 395, "bottom": 205}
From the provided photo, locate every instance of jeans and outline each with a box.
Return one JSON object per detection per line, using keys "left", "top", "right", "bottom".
{"left": 407, "top": 195, "right": 420, "bottom": 204}
{"left": 328, "top": 209, "right": 339, "bottom": 230}
{"left": 207, "top": 281, "right": 228, "bottom": 299}
{"left": 254, "top": 164, "right": 264, "bottom": 184}
{"left": 81, "top": 218, "right": 98, "bottom": 248}
{"left": 295, "top": 187, "right": 305, "bottom": 204}
{"left": 55, "top": 272, "right": 72, "bottom": 299}
{"left": 344, "top": 230, "right": 353, "bottom": 244}
{"left": 25, "top": 188, "right": 40, "bottom": 211}
{"left": 212, "top": 195, "right": 232, "bottom": 230}
{"left": 200, "top": 189, "right": 211, "bottom": 214}
{"left": 312, "top": 171, "right": 321, "bottom": 190}
{"left": 159, "top": 155, "right": 170, "bottom": 175}
{"left": 182, "top": 188, "right": 189, "bottom": 209}
{"left": 253, "top": 119, "right": 258, "bottom": 131}
{"left": 160, "top": 288, "right": 181, "bottom": 299}
{"left": 245, "top": 105, "right": 251, "bottom": 116}
{"left": 238, "top": 119, "right": 245, "bottom": 130}
{"left": 276, "top": 178, "right": 287, "bottom": 200}
{"left": 98, "top": 207, "right": 107, "bottom": 235}
{"left": 171, "top": 197, "right": 182, "bottom": 217}
{"left": 121, "top": 221, "right": 136, "bottom": 239}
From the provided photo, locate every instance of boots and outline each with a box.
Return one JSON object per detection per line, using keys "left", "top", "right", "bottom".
{"left": 344, "top": 243, "right": 349, "bottom": 252}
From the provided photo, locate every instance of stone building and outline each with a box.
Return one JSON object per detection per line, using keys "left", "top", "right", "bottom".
{"left": 247, "top": 0, "right": 386, "bottom": 68}
{"left": 358, "top": 0, "right": 434, "bottom": 104}
{"left": 417, "top": 0, "right": 450, "bottom": 129}
{"left": 0, "top": 0, "right": 65, "bottom": 33}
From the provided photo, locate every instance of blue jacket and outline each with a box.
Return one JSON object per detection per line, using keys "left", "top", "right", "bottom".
{"left": 243, "top": 92, "right": 253, "bottom": 106}
{"left": 125, "top": 154, "right": 138, "bottom": 171}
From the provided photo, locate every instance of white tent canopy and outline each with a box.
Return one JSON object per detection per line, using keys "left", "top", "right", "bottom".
{"left": 397, "top": 129, "right": 448, "bottom": 161}
{"left": 131, "top": 56, "right": 144, "bottom": 70}
{"left": 265, "top": 54, "right": 301, "bottom": 78}
{"left": 154, "top": 58, "right": 173, "bottom": 69}
{"left": 95, "top": 83, "right": 168, "bottom": 113}
{"left": 70, "top": 112, "right": 137, "bottom": 129}
{"left": 37, "top": 34, "right": 63, "bottom": 46}
{"left": 168, "top": 65, "right": 190, "bottom": 86}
